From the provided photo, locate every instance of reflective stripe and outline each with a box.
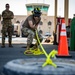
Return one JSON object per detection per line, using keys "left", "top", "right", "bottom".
{"left": 60, "top": 32, "right": 66, "bottom": 36}
{"left": 62, "top": 23, "right": 66, "bottom": 30}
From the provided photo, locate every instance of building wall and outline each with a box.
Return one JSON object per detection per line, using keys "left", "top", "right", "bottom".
{"left": 0, "top": 15, "right": 54, "bottom": 35}
{"left": 14, "top": 15, "right": 54, "bottom": 35}
{"left": 38, "top": 15, "right": 54, "bottom": 35}
{"left": 12, "top": 15, "right": 27, "bottom": 24}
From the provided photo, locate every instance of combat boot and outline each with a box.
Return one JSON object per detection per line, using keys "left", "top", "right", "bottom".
{"left": 31, "top": 42, "right": 38, "bottom": 50}
{"left": 9, "top": 45, "right": 13, "bottom": 47}
{"left": 1, "top": 45, "right": 5, "bottom": 48}
{"left": 1, "top": 43, "right": 5, "bottom": 48}
{"left": 25, "top": 45, "right": 33, "bottom": 54}
{"left": 9, "top": 41, "right": 13, "bottom": 47}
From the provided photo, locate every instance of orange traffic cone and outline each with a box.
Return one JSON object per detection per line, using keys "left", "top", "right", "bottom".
{"left": 56, "top": 19, "right": 72, "bottom": 58}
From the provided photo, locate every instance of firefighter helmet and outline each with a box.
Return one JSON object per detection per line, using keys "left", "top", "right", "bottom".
{"left": 32, "top": 7, "right": 42, "bottom": 17}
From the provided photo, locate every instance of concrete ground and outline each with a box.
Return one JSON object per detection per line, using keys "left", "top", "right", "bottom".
{"left": 0, "top": 37, "right": 75, "bottom": 75}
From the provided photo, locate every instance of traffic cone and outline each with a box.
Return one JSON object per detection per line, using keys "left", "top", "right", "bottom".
{"left": 56, "top": 19, "right": 72, "bottom": 58}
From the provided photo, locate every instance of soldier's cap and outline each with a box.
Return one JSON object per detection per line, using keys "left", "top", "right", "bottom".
{"left": 6, "top": 3, "right": 10, "bottom": 7}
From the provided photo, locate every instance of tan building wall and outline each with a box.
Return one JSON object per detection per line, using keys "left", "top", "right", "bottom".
{"left": 38, "top": 15, "right": 54, "bottom": 35}
{"left": 0, "top": 15, "right": 54, "bottom": 35}
{"left": 12, "top": 15, "right": 27, "bottom": 24}
{"left": 13, "top": 15, "right": 54, "bottom": 35}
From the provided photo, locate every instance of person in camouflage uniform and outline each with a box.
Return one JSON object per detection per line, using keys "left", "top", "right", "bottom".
{"left": 1, "top": 3, "right": 14, "bottom": 48}
{"left": 22, "top": 7, "right": 43, "bottom": 54}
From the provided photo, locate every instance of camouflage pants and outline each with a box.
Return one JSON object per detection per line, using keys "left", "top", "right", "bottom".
{"left": 2, "top": 25, "right": 13, "bottom": 45}
{"left": 22, "top": 28, "right": 43, "bottom": 46}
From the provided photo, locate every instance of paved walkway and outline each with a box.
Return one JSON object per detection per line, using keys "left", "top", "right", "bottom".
{"left": 0, "top": 36, "right": 53, "bottom": 44}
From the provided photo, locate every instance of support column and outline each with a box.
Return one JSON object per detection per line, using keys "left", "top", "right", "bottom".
{"left": 0, "top": 14, "right": 1, "bottom": 20}
{"left": 64, "top": 0, "right": 69, "bottom": 26}
{"left": 53, "top": 0, "right": 58, "bottom": 45}
{"left": 54, "top": 0, "right": 57, "bottom": 33}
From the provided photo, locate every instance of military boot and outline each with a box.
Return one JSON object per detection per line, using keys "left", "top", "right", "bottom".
{"left": 9, "top": 45, "right": 13, "bottom": 47}
{"left": 25, "top": 44, "right": 33, "bottom": 54}
{"left": 8, "top": 38, "right": 13, "bottom": 47}
{"left": 1, "top": 45, "right": 5, "bottom": 48}
{"left": 9, "top": 42, "right": 13, "bottom": 47}
{"left": 1, "top": 38, "right": 5, "bottom": 48}
{"left": 1, "top": 43, "right": 5, "bottom": 48}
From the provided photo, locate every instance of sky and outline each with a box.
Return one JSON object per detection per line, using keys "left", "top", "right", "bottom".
{"left": 0, "top": 0, "right": 75, "bottom": 18}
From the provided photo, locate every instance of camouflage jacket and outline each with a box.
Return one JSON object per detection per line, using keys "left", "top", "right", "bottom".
{"left": 2, "top": 10, "right": 14, "bottom": 25}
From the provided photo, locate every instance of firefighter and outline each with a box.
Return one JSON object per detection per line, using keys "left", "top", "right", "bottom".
{"left": 22, "top": 7, "right": 43, "bottom": 54}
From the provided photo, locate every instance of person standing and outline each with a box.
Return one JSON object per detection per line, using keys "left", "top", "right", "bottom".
{"left": 1, "top": 3, "right": 14, "bottom": 48}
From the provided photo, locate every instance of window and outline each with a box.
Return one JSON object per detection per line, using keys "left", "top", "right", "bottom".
{"left": 39, "top": 30, "right": 43, "bottom": 34}
{"left": 34, "top": 5, "right": 42, "bottom": 9}
{"left": 43, "top": 6, "right": 49, "bottom": 12}
{"left": 48, "top": 21, "right": 52, "bottom": 25}
{"left": 27, "top": 6, "right": 33, "bottom": 11}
